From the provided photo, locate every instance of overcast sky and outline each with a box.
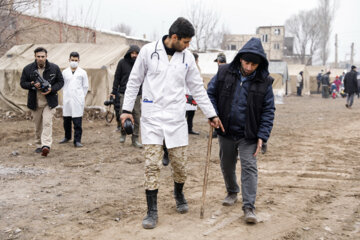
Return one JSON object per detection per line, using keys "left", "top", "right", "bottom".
{"left": 38, "top": 0, "right": 360, "bottom": 65}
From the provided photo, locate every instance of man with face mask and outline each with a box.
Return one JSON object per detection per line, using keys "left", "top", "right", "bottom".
{"left": 20, "top": 47, "right": 64, "bottom": 156}
{"left": 207, "top": 38, "right": 275, "bottom": 224}
{"left": 59, "top": 52, "right": 89, "bottom": 147}
{"left": 120, "top": 17, "right": 223, "bottom": 229}
{"left": 110, "top": 45, "right": 142, "bottom": 148}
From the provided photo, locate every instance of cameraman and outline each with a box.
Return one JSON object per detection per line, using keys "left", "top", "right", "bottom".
{"left": 20, "top": 47, "right": 64, "bottom": 157}
{"left": 110, "top": 45, "right": 142, "bottom": 148}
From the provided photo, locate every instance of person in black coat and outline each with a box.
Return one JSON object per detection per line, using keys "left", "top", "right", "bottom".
{"left": 207, "top": 38, "right": 275, "bottom": 224}
{"left": 110, "top": 45, "right": 142, "bottom": 147}
{"left": 344, "top": 65, "right": 358, "bottom": 108}
{"left": 20, "top": 47, "right": 64, "bottom": 156}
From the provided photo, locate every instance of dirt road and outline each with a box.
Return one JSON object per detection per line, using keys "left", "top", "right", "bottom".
{"left": 0, "top": 95, "right": 359, "bottom": 240}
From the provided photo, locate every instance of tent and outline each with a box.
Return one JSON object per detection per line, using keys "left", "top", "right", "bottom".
{"left": 0, "top": 43, "right": 129, "bottom": 112}
{"left": 268, "top": 61, "right": 289, "bottom": 104}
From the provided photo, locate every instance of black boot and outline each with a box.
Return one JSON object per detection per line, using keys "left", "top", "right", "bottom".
{"left": 142, "top": 189, "right": 158, "bottom": 229}
{"left": 162, "top": 146, "right": 170, "bottom": 166}
{"left": 174, "top": 182, "right": 188, "bottom": 214}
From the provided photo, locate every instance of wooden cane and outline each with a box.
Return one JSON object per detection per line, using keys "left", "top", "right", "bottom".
{"left": 200, "top": 125, "right": 214, "bottom": 219}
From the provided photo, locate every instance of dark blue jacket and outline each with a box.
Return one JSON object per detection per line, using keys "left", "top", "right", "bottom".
{"left": 207, "top": 38, "right": 275, "bottom": 142}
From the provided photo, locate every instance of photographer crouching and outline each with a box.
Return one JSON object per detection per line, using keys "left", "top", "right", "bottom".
{"left": 20, "top": 47, "right": 64, "bottom": 157}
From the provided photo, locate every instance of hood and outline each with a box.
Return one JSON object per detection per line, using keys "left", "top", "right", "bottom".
{"left": 230, "top": 37, "right": 269, "bottom": 79}
{"left": 124, "top": 45, "right": 140, "bottom": 59}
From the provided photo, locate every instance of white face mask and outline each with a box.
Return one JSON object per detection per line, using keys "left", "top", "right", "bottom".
{"left": 70, "top": 61, "right": 78, "bottom": 68}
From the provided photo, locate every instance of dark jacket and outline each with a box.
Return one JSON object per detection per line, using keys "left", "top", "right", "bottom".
{"left": 207, "top": 38, "right": 275, "bottom": 142}
{"left": 344, "top": 70, "right": 358, "bottom": 94}
{"left": 321, "top": 72, "right": 330, "bottom": 86}
{"left": 112, "top": 45, "right": 141, "bottom": 95}
{"left": 20, "top": 60, "right": 64, "bottom": 110}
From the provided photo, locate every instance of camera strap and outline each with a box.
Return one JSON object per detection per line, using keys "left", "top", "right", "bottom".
{"left": 105, "top": 105, "right": 114, "bottom": 123}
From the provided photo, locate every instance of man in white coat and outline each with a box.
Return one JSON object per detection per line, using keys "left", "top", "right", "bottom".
{"left": 59, "top": 52, "right": 89, "bottom": 147}
{"left": 120, "top": 17, "right": 224, "bottom": 229}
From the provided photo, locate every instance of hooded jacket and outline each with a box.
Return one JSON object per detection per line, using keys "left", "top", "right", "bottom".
{"left": 20, "top": 60, "right": 64, "bottom": 110}
{"left": 207, "top": 38, "right": 275, "bottom": 142}
{"left": 112, "top": 45, "right": 141, "bottom": 95}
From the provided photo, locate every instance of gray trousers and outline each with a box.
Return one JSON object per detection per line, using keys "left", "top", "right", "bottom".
{"left": 218, "top": 135, "right": 258, "bottom": 209}
{"left": 347, "top": 93, "right": 355, "bottom": 107}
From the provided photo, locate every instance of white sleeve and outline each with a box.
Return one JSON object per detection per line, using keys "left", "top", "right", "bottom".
{"left": 122, "top": 47, "right": 147, "bottom": 112}
{"left": 82, "top": 70, "right": 89, "bottom": 96}
{"left": 185, "top": 53, "right": 217, "bottom": 118}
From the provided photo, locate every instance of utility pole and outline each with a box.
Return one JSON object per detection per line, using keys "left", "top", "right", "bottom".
{"left": 350, "top": 42, "right": 354, "bottom": 65}
{"left": 334, "top": 34, "right": 338, "bottom": 68}
{"left": 38, "top": 0, "right": 41, "bottom": 15}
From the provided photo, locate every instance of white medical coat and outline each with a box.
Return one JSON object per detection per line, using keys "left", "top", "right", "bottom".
{"left": 122, "top": 39, "right": 217, "bottom": 148}
{"left": 62, "top": 67, "right": 89, "bottom": 118}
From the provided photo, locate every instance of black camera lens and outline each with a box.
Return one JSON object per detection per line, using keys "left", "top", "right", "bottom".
{"left": 123, "top": 118, "right": 134, "bottom": 135}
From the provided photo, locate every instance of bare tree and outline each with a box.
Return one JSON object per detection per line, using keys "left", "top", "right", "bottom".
{"left": 317, "top": 0, "right": 336, "bottom": 65}
{"left": 0, "top": 0, "right": 45, "bottom": 55}
{"left": 186, "top": 0, "right": 221, "bottom": 51}
{"left": 285, "top": 9, "right": 321, "bottom": 65}
{"left": 112, "top": 23, "right": 132, "bottom": 36}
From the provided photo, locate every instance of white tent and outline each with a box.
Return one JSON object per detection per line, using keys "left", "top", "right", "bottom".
{"left": 0, "top": 43, "right": 129, "bottom": 112}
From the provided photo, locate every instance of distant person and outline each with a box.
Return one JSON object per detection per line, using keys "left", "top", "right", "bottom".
{"left": 334, "top": 76, "right": 341, "bottom": 92}
{"left": 321, "top": 70, "right": 331, "bottom": 98}
{"left": 120, "top": 17, "right": 223, "bottom": 229}
{"left": 214, "top": 52, "right": 227, "bottom": 66}
{"left": 207, "top": 38, "right": 275, "bottom": 224}
{"left": 296, "top": 71, "right": 303, "bottom": 96}
{"left": 59, "top": 52, "right": 89, "bottom": 147}
{"left": 111, "top": 45, "right": 142, "bottom": 148}
{"left": 316, "top": 70, "right": 323, "bottom": 93}
{"left": 344, "top": 65, "right": 358, "bottom": 108}
{"left": 20, "top": 47, "right": 64, "bottom": 156}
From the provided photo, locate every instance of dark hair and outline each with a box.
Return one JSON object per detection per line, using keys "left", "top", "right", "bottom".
{"left": 69, "top": 51, "right": 80, "bottom": 59}
{"left": 193, "top": 52, "right": 199, "bottom": 61}
{"left": 169, "top": 17, "right": 195, "bottom": 39}
{"left": 34, "top": 47, "right": 47, "bottom": 54}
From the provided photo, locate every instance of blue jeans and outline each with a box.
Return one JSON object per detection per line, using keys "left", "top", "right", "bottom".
{"left": 218, "top": 136, "right": 258, "bottom": 209}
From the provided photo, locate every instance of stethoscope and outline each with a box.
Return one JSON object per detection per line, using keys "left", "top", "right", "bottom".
{"left": 151, "top": 40, "right": 186, "bottom": 63}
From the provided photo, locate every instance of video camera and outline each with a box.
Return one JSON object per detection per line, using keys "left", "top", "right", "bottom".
{"left": 33, "top": 70, "right": 51, "bottom": 93}
{"left": 104, "top": 95, "right": 115, "bottom": 106}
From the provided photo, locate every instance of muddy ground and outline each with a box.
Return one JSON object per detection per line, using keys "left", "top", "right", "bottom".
{"left": 0, "top": 94, "right": 360, "bottom": 240}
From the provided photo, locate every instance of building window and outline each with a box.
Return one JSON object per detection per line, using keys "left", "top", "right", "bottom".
{"left": 231, "top": 44, "right": 237, "bottom": 50}
{"left": 262, "top": 34, "right": 268, "bottom": 43}
{"left": 274, "top": 28, "right": 281, "bottom": 35}
{"left": 274, "top": 43, "right": 280, "bottom": 49}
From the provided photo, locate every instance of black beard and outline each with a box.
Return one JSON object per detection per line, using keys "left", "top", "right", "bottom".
{"left": 240, "top": 65, "right": 252, "bottom": 76}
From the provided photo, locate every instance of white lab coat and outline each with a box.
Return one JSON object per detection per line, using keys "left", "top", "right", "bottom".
{"left": 62, "top": 67, "right": 89, "bottom": 118}
{"left": 122, "top": 39, "right": 216, "bottom": 148}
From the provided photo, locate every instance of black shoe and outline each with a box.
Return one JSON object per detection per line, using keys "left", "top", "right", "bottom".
{"left": 74, "top": 142, "right": 83, "bottom": 147}
{"left": 188, "top": 130, "right": 200, "bottom": 135}
{"left": 35, "top": 147, "right": 42, "bottom": 153}
{"left": 59, "top": 138, "right": 70, "bottom": 144}
{"left": 162, "top": 146, "right": 170, "bottom": 166}
{"left": 174, "top": 182, "right": 188, "bottom": 214}
{"left": 142, "top": 189, "right": 158, "bottom": 229}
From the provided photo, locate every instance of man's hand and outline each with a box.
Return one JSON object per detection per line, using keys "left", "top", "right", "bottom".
{"left": 110, "top": 94, "right": 115, "bottom": 99}
{"left": 208, "top": 117, "right": 225, "bottom": 132}
{"left": 120, "top": 113, "right": 134, "bottom": 127}
{"left": 41, "top": 88, "right": 52, "bottom": 95}
{"left": 253, "top": 138, "right": 263, "bottom": 157}
{"left": 34, "top": 82, "right": 41, "bottom": 89}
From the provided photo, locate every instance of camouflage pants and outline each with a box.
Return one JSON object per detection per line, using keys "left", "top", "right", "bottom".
{"left": 144, "top": 144, "right": 187, "bottom": 190}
